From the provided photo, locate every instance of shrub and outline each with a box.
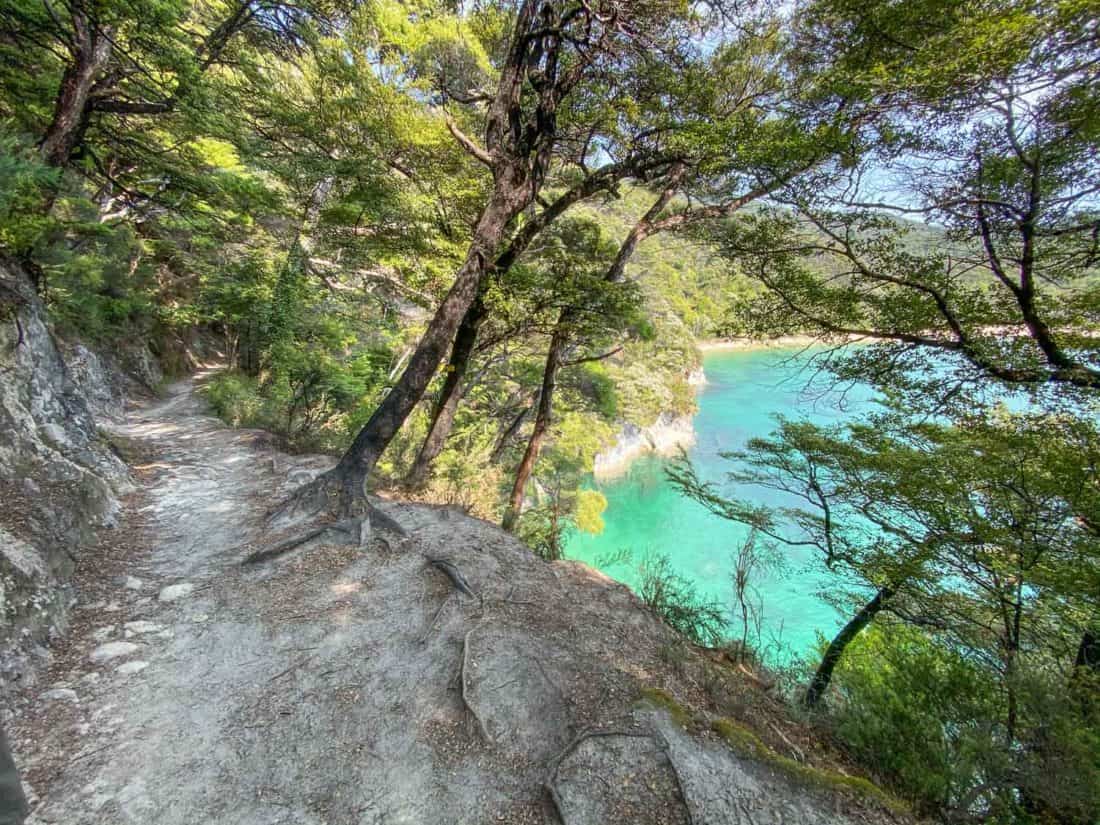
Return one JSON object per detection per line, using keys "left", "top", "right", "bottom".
{"left": 827, "top": 624, "right": 1100, "bottom": 822}
{"left": 202, "top": 372, "right": 265, "bottom": 428}
{"left": 638, "top": 553, "right": 726, "bottom": 647}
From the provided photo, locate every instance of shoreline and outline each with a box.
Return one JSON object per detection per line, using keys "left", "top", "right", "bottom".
{"left": 592, "top": 412, "right": 696, "bottom": 480}
{"left": 697, "top": 334, "right": 867, "bottom": 353}
{"left": 593, "top": 334, "right": 863, "bottom": 478}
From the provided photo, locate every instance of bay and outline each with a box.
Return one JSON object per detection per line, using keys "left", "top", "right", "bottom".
{"left": 565, "top": 346, "right": 878, "bottom": 663}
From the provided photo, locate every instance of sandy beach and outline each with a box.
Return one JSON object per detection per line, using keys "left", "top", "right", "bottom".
{"left": 696, "top": 334, "right": 863, "bottom": 352}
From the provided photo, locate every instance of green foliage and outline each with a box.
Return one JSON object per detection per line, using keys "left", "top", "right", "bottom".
{"left": 210, "top": 337, "right": 393, "bottom": 454}
{"left": 0, "top": 130, "right": 57, "bottom": 254}
{"left": 638, "top": 553, "right": 726, "bottom": 647}
{"left": 638, "top": 686, "right": 695, "bottom": 728}
{"left": 424, "top": 440, "right": 506, "bottom": 519}
{"left": 573, "top": 363, "right": 618, "bottom": 419}
{"left": 710, "top": 716, "right": 909, "bottom": 814}
{"left": 829, "top": 624, "right": 1003, "bottom": 813}
{"left": 202, "top": 372, "right": 265, "bottom": 428}
{"left": 715, "top": 0, "right": 1100, "bottom": 412}
{"left": 673, "top": 385, "right": 1100, "bottom": 822}
{"left": 831, "top": 624, "right": 1100, "bottom": 821}
{"left": 1, "top": 4, "right": 1093, "bottom": 821}
{"left": 573, "top": 489, "right": 608, "bottom": 536}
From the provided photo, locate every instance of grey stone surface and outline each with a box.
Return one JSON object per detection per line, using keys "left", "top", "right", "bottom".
{"left": 0, "top": 262, "right": 133, "bottom": 689}
{"left": 122, "top": 622, "right": 161, "bottom": 638}
{"left": 41, "top": 689, "right": 79, "bottom": 703}
{"left": 552, "top": 731, "right": 688, "bottom": 825}
{"left": 89, "top": 643, "right": 139, "bottom": 664}
{"left": 156, "top": 584, "right": 193, "bottom": 603}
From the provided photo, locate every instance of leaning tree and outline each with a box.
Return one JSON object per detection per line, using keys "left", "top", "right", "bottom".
{"left": 277, "top": 0, "right": 736, "bottom": 526}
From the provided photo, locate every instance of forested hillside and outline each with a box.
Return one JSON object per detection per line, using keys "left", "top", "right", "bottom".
{"left": 0, "top": 1, "right": 753, "bottom": 547}
{"left": 1, "top": 0, "right": 1098, "bottom": 823}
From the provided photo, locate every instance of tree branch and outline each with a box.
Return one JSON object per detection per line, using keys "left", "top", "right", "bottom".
{"left": 445, "top": 116, "right": 493, "bottom": 167}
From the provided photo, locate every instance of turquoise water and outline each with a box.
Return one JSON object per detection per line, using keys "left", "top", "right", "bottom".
{"left": 565, "top": 347, "right": 878, "bottom": 662}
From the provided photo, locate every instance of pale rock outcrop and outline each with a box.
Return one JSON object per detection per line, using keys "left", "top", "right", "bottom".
{"left": 0, "top": 261, "right": 133, "bottom": 690}
{"left": 593, "top": 365, "right": 705, "bottom": 478}
{"left": 593, "top": 412, "right": 697, "bottom": 478}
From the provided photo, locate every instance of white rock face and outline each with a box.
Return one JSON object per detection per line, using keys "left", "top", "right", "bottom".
{"left": 0, "top": 261, "right": 135, "bottom": 685}
{"left": 593, "top": 412, "right": 697, "bottom": 479}
{"left": 124, "top": 576, "right": 144, "bottom": 591}
{"left": 116, "top": 661, "right": 149, "bottom": 675}
{"left": 63, "top": 344, "right": 125, "bottom": 422}
{"left": 89, "top": 642, "right": 140, "bottom": 664}
{"left": 157, "top": 583, "right": 194, "bottom": 603}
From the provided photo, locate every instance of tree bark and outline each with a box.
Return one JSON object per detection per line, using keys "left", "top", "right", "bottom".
{"left": 406, "top": 291, "right": 488, "bottom": 487}
{"left": 491, "top": 399, "right": 534, "bottom": 462}
{"left": 1076, "top": 631, "right": 1100, "bottom": 673}
{"left": 38, "top": 0, "right": 258, "bottom": 173}
{"left": 1071, "top": 630, "right": 1100, "bottom": 714}
{"left": 38, "top": 9, "right": 111, "bottom": 168}
{"left": 498, "top": 169, "right": 686, "bottom": 531}
{"left": 502, "top": 323, "right": 567, "bottom": 531}
{"left": 403, "top": 155, "right": 658, "bottom": 486}
{"left": 804, "top": 586, "right": 893, "bottom": 709}
{"left": 287, "top": 0, "right": 572, "bottom": 516}
{"left": 317, "top": 194, "right": 523, "bottom": 512}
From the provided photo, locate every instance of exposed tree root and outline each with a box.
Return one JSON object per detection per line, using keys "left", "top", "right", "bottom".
{"left": 266, "top": 472, "right": 356, "bottom": 525}
{"left": 767, "top": 721, "right": 805, "bottom": 763}
{"left": 461, "top": 625, "right": 492, "bottom": 743}
{"left": 241, "top": 518, "right": 367, "bottom": 565}
{"left": 418, "top": 592, "right": 454, "bottom": 644}
{"left": 245, "top": 469, "right": 410, "bottom": 566}
{"left": 426, "top": 556, "right": 477, "bottom": 600}
{"left": 267, "top": 469, "right": 411, "bottom": 530}
{"left": 545, "top": 727, "right": 694, "bottom": 825}
{"left": 658, "top": 733, "right": 695, "bottom": 825}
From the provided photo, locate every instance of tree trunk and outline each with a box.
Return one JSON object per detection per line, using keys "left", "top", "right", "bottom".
{"left": 404, "top": 162, "right": 638, "bottom": 486}
{"left": 502, "top": 322, "right": 567, "bottom": 531}
{"left": 279, "top": 0, "right": 565, "bottom": 519}
{"left": 491, "top": 400, "right": 534, "bottom": 462}
{"left": 39, "top": 12, "right": 111, "bottom": 169}
{"left": 311, "top": 189, "right": 527, "bottom": 514}
{"left": 1071, "top": 629, "right": 1100, "bottom": 713}
{"left": 406, "top": 292, "right": 488, "bottom": 487}
{"left": 804, "top": 586, "right": 893, "bottom": 709}
{"left": 1075, "top": 630, "right": 1100, "bottom": 672}
{"left": 499, "top": 170, "right": 686, "bottom": 532}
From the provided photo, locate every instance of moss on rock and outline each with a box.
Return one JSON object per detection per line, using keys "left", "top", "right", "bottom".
{"left": 710, "top": 717, "right": 909, "bottom": 815}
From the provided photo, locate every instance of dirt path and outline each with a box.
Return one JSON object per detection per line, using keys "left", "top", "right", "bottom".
{"left": 9, "top": 374, "right": 888, "bottom": 825}
{"left": 10, "top": 372, "right": 338, "bottom": 822}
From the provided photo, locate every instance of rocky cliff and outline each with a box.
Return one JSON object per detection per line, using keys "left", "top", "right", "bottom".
{"left": 592, "top": 365, "right": 705, "bottom": 478}
{"left": 593, "top": 412, "right": 697, "bottom": 478}
{"left": 0, "top": 260, "right": 133, "bottom": 691}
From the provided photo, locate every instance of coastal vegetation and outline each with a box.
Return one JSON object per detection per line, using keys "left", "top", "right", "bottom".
{"left": 1, "top": 0, "right": 1097, "bottom": 822}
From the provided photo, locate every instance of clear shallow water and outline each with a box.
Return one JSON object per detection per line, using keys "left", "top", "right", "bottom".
{"left": 565, "top": 347, "right": 878, "bottom": 663}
